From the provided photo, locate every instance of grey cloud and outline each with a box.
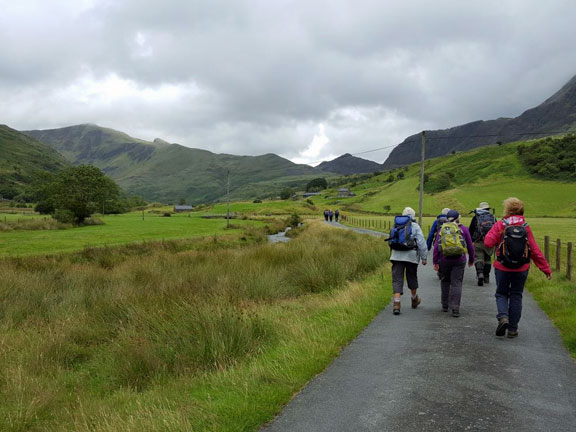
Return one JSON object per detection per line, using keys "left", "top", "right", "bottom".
{"left": 2, "top": 0, "right": 576, "bottom": 163}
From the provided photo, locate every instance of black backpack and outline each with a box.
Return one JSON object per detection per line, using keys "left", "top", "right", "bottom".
{"left": 497, "top": 222, "right": 531, "bottom": 268}
{"left": 474, "top": 209, "right": 496, "bottom": 241}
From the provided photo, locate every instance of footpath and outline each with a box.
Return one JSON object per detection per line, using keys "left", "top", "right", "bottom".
{"left": 262, "top": 222, "right": 576, "bottom": 431}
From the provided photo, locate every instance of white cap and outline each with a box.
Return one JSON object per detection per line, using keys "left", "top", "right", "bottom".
{"left": 402, "top": 207, "right": 416, "bottom": 219}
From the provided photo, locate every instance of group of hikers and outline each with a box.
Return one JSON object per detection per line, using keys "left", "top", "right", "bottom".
{"left": 323, "top": 209, "right": 340, "bottom": 222}
{"left": 387, "top": 197, "right": 552, "bottom": 338}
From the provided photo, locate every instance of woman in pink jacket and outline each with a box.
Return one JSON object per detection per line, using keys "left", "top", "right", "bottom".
{"left": 484, "top": 197, "right": 552, "bottom": 338}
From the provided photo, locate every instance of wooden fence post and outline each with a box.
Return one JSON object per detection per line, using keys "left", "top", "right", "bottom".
{"left": 544, "top": 236, "right": 550, "bottom": 262}
{"left": 556, "top": 239, "right": 561, "bottom": 272}
{"left": 567, "top": 242, "right": 573, "bottom": 281}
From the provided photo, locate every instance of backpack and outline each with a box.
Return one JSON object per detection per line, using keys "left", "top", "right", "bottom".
{"left": 497, "top": 221, "right": 531, "bottom": 268}
{"left": 438, "top": 222, "right": 467, "bottom": 257}
{"left": 387, "top": 215, "right": 417, "bottom": 251}
{"left": 474, "top": 209, "right": 496, "bottom": 241}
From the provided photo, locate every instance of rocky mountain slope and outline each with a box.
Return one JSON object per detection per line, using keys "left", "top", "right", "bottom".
{"left": 316, "top": 153, "right": 383, "bottom": 175}
{"left": 383, "top": 74, "right": 576, "bottom": 169}
{"left": 0, "top": 125, "right": 69, "bottom": 199}
{"left": 24, "top": 124, "right": 322, "bottom": 203}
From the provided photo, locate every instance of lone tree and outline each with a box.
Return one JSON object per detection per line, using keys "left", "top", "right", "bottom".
{"left": 49, "top": 165, "right": 120, "bottom": 224}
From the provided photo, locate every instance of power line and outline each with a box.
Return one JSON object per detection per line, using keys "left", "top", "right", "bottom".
{"left": 314, "top": 129, "right": 574, "bottom": 162}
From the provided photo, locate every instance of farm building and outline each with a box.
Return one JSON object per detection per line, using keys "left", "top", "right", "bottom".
{"left": 338, "top": 188, "right": 355, "bottom": 197}
{"left": 173, "top": 205, "right": 194, "bottom": 212}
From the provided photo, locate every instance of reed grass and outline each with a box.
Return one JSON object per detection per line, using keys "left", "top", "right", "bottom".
{"left": 0, "top": 222, "right": 390, "bottom": 431}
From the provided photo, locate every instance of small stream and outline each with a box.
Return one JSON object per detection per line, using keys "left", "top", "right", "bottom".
{"left": 267, "top": 227, "right": 292, "bottom": 243}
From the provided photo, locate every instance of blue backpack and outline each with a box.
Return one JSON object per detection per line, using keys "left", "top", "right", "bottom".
{"left": 387, "top": 215, "right": 417, "bottom": 251}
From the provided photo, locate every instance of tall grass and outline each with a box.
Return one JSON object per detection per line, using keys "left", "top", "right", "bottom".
{"left": 0, "top": 222, "right": 389, "bottom": 431}
{"left": 527, "top": 272, "right": 576, "bottom": 358}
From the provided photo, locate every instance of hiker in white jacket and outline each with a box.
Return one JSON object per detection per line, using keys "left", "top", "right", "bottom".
{"left": 390, "top": 207, "right": 428, "bottom": 315}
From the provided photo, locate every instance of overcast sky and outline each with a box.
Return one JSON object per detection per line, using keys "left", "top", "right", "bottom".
{"left": 2, "top": 0, "right": 576, "bottom": 165}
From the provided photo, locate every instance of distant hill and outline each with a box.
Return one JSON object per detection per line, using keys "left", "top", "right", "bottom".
{"left": 320, "top": 136, "right": 576, "bottom": 218}
{"left": 24, "top": 124, "right": 323, "bottom": 203}
{"left": 383, "top": 74, "right": 576, "bottom": 169}
{"left": 0, "top": 125, "right": 69, "bottom": 199}
{"left": 317, "top": 153, "right": 383, "bottom": 175}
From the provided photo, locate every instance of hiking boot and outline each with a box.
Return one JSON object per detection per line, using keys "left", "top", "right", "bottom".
{"left": 393, "top": 302, "right": 401, "bottom": 315}
{"left": 507, "top": 329, "right": 518, "bottom": 338}
{"left": 452, "top": 309, "right": 460, "bottom": 317}
{"left": 496, "top": 317, "right": 509, "bottom": 336}
{"left": 442, "top": 305, "right": 449, "bottom": 312}
{"left": 477, "top": 275, "right": 484, "bottom": 286}
{"left": 411, "top": 296, "right": 421, "bottom": 309}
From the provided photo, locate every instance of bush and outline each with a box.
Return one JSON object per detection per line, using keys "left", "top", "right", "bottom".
{"left": 53, "top": 209, "right": 76, "bottom": 224}
{"left": 279, "top": 189, "right": 294, "bottom": 200}
{"left": 518, "top": 135, "right": 576, "bottom": 180}
{"left": 287, "top": 213, "right": 301, "bottom": 228}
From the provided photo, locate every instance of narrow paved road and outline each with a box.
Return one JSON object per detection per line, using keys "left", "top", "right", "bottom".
{"left": 262, "top": 223, "right": 576, "bottom": 431}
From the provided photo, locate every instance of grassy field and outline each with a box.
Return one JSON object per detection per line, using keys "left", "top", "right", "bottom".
{"left": 0, "top": 222, "right": 390, "bottom": 431}
{"left": 526, "top": 272, "right": 576, "bottom": 359}
{"left": 0, "top": 212, "right": 262, "bottom": 257}
{"left": 302, "top": 139, "right": 576, "bottom": 218}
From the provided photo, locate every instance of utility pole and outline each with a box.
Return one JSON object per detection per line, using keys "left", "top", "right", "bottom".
{"left": 419, "top": 131, "right": 426, "bottom": 226}
{"left": 226, "top": 169, "right": 230, "bottom": 229}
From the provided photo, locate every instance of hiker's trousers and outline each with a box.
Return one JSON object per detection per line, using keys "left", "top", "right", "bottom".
{"left": 391, "top": 260, "right": 419, "bottom": 294}
{"left": 473, "top": 241, "right": 494, "bottom": 265}
{"left": 439, "top": 261, "right": 466, "bottom": 311}
{"left": 495, "top": 269, "right": 529, "bottom": 331}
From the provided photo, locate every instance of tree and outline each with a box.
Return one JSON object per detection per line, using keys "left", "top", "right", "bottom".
{"left": 280, "top": 188, "right": 294, "bottom": 200}
{"left": 50, "top": 165, "right": 120, "bottom": 223}
{"left": 306, "top": 177, "right": 328, "bottom": 192}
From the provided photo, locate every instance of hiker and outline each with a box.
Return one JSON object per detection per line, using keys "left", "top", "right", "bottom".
{"left": 328, "top": 209, "right": 333, "bottom": 222}
{"left": 484, "top": 197, "right": 552, "bottom": 338}
{"left": 469, "top": 202, "right": 496, "bottom": 286}
{"left": 433, "top": 209, "right": 474, "bottom": 317}
{"left": 334, "top": 209, "right": 340, "bottom": 222}
{"left": 387, "top": 207, "right": 428, "bottom": 315}
{"left": 426, "top": 208, "right": 451, "bottom": 250}
{"left": 324, "top": 209, "right": 329, "bottom": 221}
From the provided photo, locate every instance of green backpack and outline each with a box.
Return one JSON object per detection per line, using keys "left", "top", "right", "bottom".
{"left": 439, "top": 222, "right": 467, "bottom": 257}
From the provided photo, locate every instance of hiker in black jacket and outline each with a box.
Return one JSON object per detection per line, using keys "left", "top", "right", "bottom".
{"left": 469, "top": 201, "right": 496, "bottom": 286}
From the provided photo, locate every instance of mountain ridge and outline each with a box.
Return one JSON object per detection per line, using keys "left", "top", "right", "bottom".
{"left": 0, "top": 125, "right": 69, "bottom": 199}
{"left": 383, "top": 74, "right": 576, "bottom": 169}
{"left": 24, "top": 124, "right": 325, "bottom": 203}
{"left": 317, "top": 153, "right": 383, "bottom": 175}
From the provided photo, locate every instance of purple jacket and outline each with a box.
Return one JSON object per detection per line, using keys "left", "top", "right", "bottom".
{"left": 433, "top": 223, "right": 475, "bottom": 265}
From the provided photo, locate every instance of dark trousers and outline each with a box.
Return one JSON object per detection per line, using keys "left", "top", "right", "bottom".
{"left": 495, "top": 269, "right": 529, "bottom": 331}
{"left": 391, "top": 260, "right": 419, "bottom": 294}
{"left": 439, "top": 262, "right": 466, "bottom": 311}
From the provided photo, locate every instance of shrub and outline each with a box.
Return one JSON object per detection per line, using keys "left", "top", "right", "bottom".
{"left": 53, "top": 209, "right": 76, "bottom": 224}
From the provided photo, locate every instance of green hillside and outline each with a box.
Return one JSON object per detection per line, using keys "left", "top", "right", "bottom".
{"left": 0, "top": 125, "right": 69, "bottom": 199}
{"left": 25, "top": 124, "right": 326, "bottom": 204}
{"left": 309, "top": 136, "right": 576, "bottom": 217}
